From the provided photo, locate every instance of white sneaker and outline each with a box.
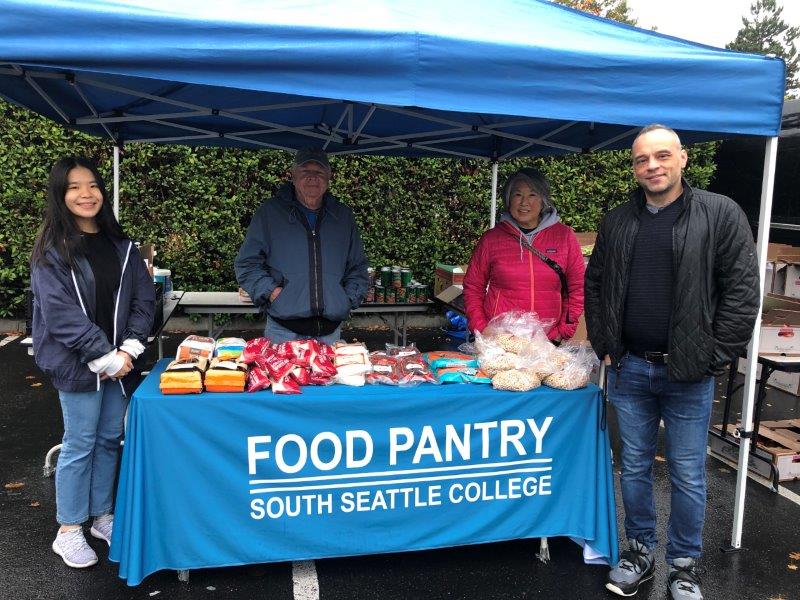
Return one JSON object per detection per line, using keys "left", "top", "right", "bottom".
{"left": 52, "top": 527, "right": 98, "bottom": 568}
{"left": 90, "top": 514, "right": 113, "bottom": 546}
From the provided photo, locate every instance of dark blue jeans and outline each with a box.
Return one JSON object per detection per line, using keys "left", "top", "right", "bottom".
{"left": 608, "top": 353, "right": 714, "bottom": 562}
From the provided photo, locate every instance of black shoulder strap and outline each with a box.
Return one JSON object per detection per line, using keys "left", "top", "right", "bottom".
{"left": 519, "top": 236, "right": 573, "bottom": 323}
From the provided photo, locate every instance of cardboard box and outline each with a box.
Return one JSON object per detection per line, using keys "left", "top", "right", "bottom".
{"left": 139, "top": 243, "right": 156, "bottom": 277}
{"left": 767, "top": 243, "right": 800, "bottom": 262}
{"left": 574, "top": 232, "right": 597, "bottom": 247}
{"left": 782, "top": 262, "right": 800, "bottom": 299}
{"left": 434, "top": 263, "right": 467, "bottom": 296}
{"left": 571, "top": 313, "right": 588, "bottom": 343}
{"left": 759, "top": 294, "right": 800, "bottom": 355}
{"left": 737, "top": 357, "right": 800, "bottom": 395}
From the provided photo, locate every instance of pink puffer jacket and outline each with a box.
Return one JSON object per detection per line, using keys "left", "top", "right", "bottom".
{"left": 463, "top": 220, "right": 585, "bottom": 340}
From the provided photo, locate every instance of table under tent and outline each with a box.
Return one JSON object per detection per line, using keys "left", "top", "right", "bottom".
{"left": 0, "top": 0, "right": 786, "bottom": 572}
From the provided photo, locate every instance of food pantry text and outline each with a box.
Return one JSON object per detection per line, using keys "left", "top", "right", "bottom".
{"left": 248, "top": 418, "right": 555, "bottom": 519}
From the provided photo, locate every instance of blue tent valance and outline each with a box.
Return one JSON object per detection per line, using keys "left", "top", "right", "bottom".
{"left": 0, "top": 0, "right": 786, "bottom": 158}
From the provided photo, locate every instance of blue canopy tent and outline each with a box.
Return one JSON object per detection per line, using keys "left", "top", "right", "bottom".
{"left": 0, "top": 0, "right": 786, "bottom": 552}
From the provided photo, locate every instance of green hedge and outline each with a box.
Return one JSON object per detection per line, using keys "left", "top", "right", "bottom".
{"left": 0, "top": 100, "right": 717, "bottom": 317}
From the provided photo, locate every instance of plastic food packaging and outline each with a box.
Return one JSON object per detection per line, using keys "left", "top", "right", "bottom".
{"left": 213, "top": 337, "right": 247, "bottom": 361}
{"left": 492, "top": 369, "right": 541, "bottom": 392}
{"left": 397, "top": 353, "right": 437, "bottom": 386}
{"left": 479, "top": 352, "right": 519, "bottom": 376}
{"left": 424, "top": 351, "right": 490, "bottom": 384}
{"left": 385, "top": 343, "right": 419, "bottom": 357}
{"left": 246, "top": 365, "right": 272, "bottom": 392}
{"left": 271, "top": 374, "right": 301, "bottom": 394}
{"left": 423, "top": 351, "right": 478, "bottom": 370}
{"left": 542, "top": 342, "right": 598, "bottom": 390}
{"left": 481, "top": 310, "right": 555, "bottom": 340}
{"left": 290, "top": 365, "right": 311, "bottom": 386}
{"left": 241, "top": 337, "right": 272, "bottom": 364}
{"left": 366, "top": 351, "right": 400, "bottom": 385}
{"left": 205, "top": 357, "right": 247, "bottom": 392}
{"left": 176, "top": 335, "right": 215, "bottom": 362}
{"left": 257, "top": 351, "right": 295, "bottom": 381}
{"left": 334, "top": 342, "right": 372, "bottom": 385}
{"left": 310, "top": 352, "right": 337, "bottom": 376}
{"left": 433, "top": 365, "right": 492, "bottom": 384}
{"left": 159, "top": 357, "right": 208, "bottom": 394}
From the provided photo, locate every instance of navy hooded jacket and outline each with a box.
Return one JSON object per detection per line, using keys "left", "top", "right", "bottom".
{"left": 235, "top": 183, "right": 369, "bottom": 324}
{"left": 31, "top": 237, "right": 155, "bottom": 394}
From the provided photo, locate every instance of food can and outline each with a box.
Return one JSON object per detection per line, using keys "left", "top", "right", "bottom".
{"left": 374, "top": 284, "right": 385, "bottom": 304}
{"left": 380, "top": 266, "right": 391, "bottom": 288}
{"left": 396, "top": 286, "right": 407, "bottom": 303}
{"left": 417, "top": 284, "right": 428, "bottom": 303}
{"left": 385, "top": 287, "right": 396, "bottom": 304}
{"left": 366, "top": 286, "right": 375, "bottom": 303}
{"left": 400, "top": 268, "right": 412, "bottom": 287}
{"left": 406, "top": 285, "right": 417, "bottom": 304}
{"left": 391, "top": 267, "right": 402, "bottom": 288}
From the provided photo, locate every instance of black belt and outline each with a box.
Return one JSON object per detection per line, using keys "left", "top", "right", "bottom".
{"left": 629, "top": 350, "right": 669, "bottom": 365}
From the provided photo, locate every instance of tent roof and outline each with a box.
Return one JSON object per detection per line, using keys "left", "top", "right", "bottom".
{"left": 0, "top": 0, "right": 786, "bottom": 159}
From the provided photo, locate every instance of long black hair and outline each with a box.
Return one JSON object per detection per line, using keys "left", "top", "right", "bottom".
{"left": 30, "top": 157, "right": 126, "bottom": 267}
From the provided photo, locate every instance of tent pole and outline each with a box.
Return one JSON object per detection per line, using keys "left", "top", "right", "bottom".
{"left": 729, "top": 135, "right": 778, "bottom": 550}
{"left": 490, "top": 161, "right": 498, "bottom": 228}
{"left": 113, "top": 145, "right": 120, "bottom": 219}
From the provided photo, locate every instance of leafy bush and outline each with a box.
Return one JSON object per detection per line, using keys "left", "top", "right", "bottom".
{"left": 0, "top": 100, "right": 717, "bottom": 317}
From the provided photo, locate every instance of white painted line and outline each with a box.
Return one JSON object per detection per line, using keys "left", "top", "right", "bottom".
{"left": 0, "top": 335, "right": 20, "bottom": 347}
{"left": 707, "top": 448, "right": 800, "bottom": 508}
{"left": 292, "top": 560, "right": 320, "bottom": 600}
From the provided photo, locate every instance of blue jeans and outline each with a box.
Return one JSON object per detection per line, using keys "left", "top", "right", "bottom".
{"left": 265, "top": 317, "right": 342, "bottom": 346}
{"left": 56, "top": 381, "right": 128, "bottom": 525}
{"left": 608, "top": 353, "right": 714, "bottom": 562}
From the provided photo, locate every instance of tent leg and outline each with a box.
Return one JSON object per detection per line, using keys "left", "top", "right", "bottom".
{"left": 113, "top": 145, "right": 120, "bottom": 220}
{"left": 726, "top": 135, "right": 778, "bottom": 552}
{"left": 489, "top": 161, "right": 498, "bottom": 229}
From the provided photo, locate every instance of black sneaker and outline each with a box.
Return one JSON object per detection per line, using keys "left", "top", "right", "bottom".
{"left": 668, "top": 558, "right": 703, "bottom": 599}
{"left": 605, "top": 539, "right": 655, "bottom": 597}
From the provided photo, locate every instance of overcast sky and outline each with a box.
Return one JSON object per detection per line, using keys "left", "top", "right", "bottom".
{"left": 624, "top": 0, "right": 800, "bottom": 49}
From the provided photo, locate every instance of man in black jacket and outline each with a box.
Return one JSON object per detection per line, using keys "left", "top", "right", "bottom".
{"left": 585, "top": 124, "right": 759, "bottom": 600}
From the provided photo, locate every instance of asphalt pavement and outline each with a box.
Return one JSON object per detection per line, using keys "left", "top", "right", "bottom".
{"left": 1, "top": 328, "right": 798, "bottom": 600}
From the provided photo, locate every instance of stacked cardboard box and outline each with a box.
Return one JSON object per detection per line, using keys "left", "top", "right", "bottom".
{"left": 434, "top": 263, "right": 467, "bottom": 297}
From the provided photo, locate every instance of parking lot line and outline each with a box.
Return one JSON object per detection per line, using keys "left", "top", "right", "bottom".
{"left": 0, "top": 334, "right": 20, "bottom": 347}
{"left": 292, "top": 560, "right": 319, "bottom": 600}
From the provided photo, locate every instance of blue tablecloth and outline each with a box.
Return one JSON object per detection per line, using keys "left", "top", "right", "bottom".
{"left": 110, "top": 359, "right": 618, "bottom": 585}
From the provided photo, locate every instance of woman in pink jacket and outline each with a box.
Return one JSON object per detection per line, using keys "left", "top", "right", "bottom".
{"left": 463, "top": 168, "right": 585, "bottom": 341}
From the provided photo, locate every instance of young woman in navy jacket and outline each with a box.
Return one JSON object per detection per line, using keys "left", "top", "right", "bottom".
{"left": 31, "top": 157, "right": 154, "bottom": 568}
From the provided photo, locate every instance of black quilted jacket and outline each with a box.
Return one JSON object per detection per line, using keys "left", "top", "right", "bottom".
{"left": 584, "top": 181, "right": 760, "bottom": 382}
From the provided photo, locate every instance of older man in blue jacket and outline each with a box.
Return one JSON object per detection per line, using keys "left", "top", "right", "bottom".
{"left": 235, "top": 148, "right": 369, "bottom": 344}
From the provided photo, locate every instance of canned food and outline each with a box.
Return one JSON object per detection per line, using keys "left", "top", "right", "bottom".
{"left": 391, "top": 267, "right": 402, "bottom": 288}
{"left": 385, "top": 287, "right": 396, "bottom": 304}
{"left": 407, "top": 286, "right": 417, "bottom": 304}
{"left": 366, "top": 286, "right": 375, "bottom": 303}
{"left": 417, "top": 284, "right": 428, "bottom": 303}
{"left": 400, "top": 268, "right": 412, "bottom": 287}
{"left": 380, "top": 267, "right": 391, "bottom": 288}
{"left": 396, "top": 286, "right": 407, "bottom": 303}
{"left": 375, "top": 284, "right": 385, "bottom": 304}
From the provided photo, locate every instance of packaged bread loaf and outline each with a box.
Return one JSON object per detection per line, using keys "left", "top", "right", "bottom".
{"left": 159, "top": 356, "right": 208, "bottom": 394}
{"left": 204, "top": 357, "right": 247, "bottom": 392}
